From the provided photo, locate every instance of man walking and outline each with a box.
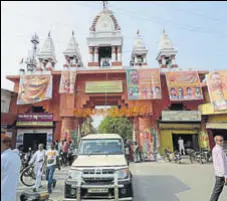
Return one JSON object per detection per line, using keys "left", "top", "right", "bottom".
{"left": 43, "top": 142, "right": 60, "bottom": 194}
{"left": 210, "top": 135, "right": 227, "bottom": 201}
{"left": 1, "top": 134, "right": 21, "bottom": 201}
{"left": 29, "top": 143, "right": 46, "bottom": 192}
{"left": 178, "top": 137, "right": 185, "bottom": 155}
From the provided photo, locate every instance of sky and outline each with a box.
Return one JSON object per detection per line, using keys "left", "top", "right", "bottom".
{"left": 1, "top": 1, "right": 227, "bottom": 92}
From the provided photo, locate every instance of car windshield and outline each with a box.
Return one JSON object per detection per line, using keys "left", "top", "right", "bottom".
{"left": 78, "top": 139, "right": 124, "bottom": 155}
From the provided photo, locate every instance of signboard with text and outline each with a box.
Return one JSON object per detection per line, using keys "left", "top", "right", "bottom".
{"left": 85, "top": 81, "right": 123, "bottom": 93}
{"left": 162, "top": 111, "right": 201, "bottom": 122}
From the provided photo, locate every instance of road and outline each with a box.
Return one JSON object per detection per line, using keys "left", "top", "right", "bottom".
{"left": 17, "top": 160, "right": 227, "bottom": 201}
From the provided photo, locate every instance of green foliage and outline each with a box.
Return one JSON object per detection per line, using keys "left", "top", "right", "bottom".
{"left": 98, "top": 117, "right": 132, "bottom": 140}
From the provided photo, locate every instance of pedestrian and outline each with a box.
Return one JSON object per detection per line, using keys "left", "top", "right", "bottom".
{"left": 55, "top": 140, "right": 59, "bottom": 151}
{"left": 178, "top": 137, "right": 185, "bottom": 155}
{"left": 62, "top": 139, "right": 69, "bottom": 166}
{"left": 42, "top": 142, "right": 60, "bottom": 194}
{"left": 133, "top": 142, "right": 140, "bottom": 163}
{"left": 1, "top": 134, "right": 21, "bottom": 201}
{"left": 29, "top": 143, "right": 46, "bottom": 192}
{"left": 58, "top": 140, "right": 64, "bottom": 153}
{"left": 209, "top": 135, "right": 227, "bottom": 201}
{"left": 124, "top": 141, "right": 130, "bottom": 165}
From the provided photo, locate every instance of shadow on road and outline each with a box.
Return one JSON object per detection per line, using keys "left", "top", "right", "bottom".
{"left": 133, "top": 175, "right": 190, "bottom": 201}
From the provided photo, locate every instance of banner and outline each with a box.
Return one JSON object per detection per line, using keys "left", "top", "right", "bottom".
{"left": 85, "top": 81, "right": 123, "bottom": 93}
{"left": 139, "top": 128, "right": 155, "bottom": 161}
{"left": 126, "top": 68, "right": 161, "bottom": 100}
{"left": 166, "top": 71, "right": 203, "bottom": 101}
{"left": 17, "top": 75, "right": 52, "bottom": 105}
{"left": 206, "top": 70, "right": 227, "bottom": 111}
{"left": 59, "top": 70, "right": 77, "bottom": 94}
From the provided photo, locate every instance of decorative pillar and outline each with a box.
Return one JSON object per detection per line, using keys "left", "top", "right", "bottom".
{"left": 112, "top": 46, "right": 116, "bottom": 62}
{"left": 61, "top": 117, "right": 75, "bottom": 141}
{"left": 89, "top": 47, "right": 93, "bottom": 62}
{"left": 94, "top": 47, "right": 99, "bottom": 63}
{"left": 132, "top": 118, "right": 136, "bottom": 142}
{"left": 117, "top": 46, "right": 121, "bottom": 62}
{"left": 143, "top": 55, "right": 146, "bottom": 64}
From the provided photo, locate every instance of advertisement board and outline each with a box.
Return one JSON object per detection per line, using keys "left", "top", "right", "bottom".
{"left": 59, "top": 70, "right": 77, "bottom": 94}
{"left": 206, "top": 70, "right": 227, "bottom": 111}
{"left": 126, "top": 68, "right": 162, "bottom": 100}
{"left": 166, "top": 71, "right": 203, "bottom": 101}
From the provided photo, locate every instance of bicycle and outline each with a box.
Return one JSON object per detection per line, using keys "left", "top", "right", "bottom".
{"left": 20, "top": 165, "right": 36, "bottom": 187}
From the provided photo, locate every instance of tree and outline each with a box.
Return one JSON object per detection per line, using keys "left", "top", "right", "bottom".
{"left": 98, "top": 117, "right": 132, "bottom": 140}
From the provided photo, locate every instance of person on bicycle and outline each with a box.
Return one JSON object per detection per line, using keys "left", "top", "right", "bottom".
{"left": 1, "top": 134, "right": 21, "bottom": 201}
{"left": 29, "top": 143, "right": 46, "bottom": 192}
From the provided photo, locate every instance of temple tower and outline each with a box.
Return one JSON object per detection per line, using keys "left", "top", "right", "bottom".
{"left": 87, "top": 1, "right": 123, "bottom": 67}
{"left": 156, "top": 29, "right": 178, "bottom": 71}
{"left": 130, "top": 30, "right": 148, "bottom": 67}
{"left": 63, "top": 31, "right": 83, "bottom": 68}
{"left": 37, "top": 32, "right": 57, "bottom": 71}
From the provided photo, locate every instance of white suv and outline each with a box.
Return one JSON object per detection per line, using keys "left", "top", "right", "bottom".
{"left": 64, "top": 134, "right": 133, "bottom": 201}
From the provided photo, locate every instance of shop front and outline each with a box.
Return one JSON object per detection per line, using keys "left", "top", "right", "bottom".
{"left": 159, "top": 110, "right": 202, "bottom": 155}
{"left": 199, "top": 103, "right": 227, "bottom": 150}
{"left": 16, "top": 113, "right": 54, "bottom": 151}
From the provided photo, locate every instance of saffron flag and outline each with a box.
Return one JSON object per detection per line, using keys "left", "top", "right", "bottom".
{"left": 17, "top": 75, "right": 53, "bottom": 105}
{"left": 166, "top": 71, "right": 203, "bottom": 101}
{"left": 126, "top": 68, "right": 162, "bottom": 100}
{"left": 59, "top": 70, "right": 77, "bottom": 94}
{"left": 206, "top": 70, "right": 227, "bottom": 111}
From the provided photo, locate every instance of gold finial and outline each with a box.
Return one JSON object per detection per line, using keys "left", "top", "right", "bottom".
{"left": 72, "top": 30, "right": 74, "bottom": 36}
{"left": 102, "top": 1, "right": 108, "bottom": 10}
{"left": 137, "top": 29, "right": 140, "bottom": 36}
{"left": 163, "top": 28, "right": 166, "bottom": 34}
{"left": 48, "top": 31, "right": 51, "bottom": 37}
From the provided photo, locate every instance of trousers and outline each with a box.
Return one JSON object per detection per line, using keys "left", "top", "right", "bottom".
{"left": 34, "top": 163, "right": 43, "bottom": 189}
{"left": 210, "top": 176, "right": 225, "bottom": 201}
{"left": 46, "top": 165, "right": 56, "bottom": 193}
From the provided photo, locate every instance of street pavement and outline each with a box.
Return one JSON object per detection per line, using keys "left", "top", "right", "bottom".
{"left": 17, "top": 159, "right": 227, "bottom": 201}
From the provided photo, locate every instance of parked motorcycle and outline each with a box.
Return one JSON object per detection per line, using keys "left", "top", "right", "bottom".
{"left": 188, "top": 149, "right": 204, "bottom": 164}
{"left": 165, "top": 149, "right": 182, "bottom": 164}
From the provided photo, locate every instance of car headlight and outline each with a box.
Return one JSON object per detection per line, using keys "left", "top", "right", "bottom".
{"left": 116, "top": 168, "right": 130, "bottom": 180}
{"left": 68, "top": 169, "right": 82, "bottom": 180}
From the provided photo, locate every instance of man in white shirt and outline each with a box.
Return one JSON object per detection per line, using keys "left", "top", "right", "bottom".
{"left": 210, "top": 135, "right": 227, "bottom": 201}
{"left": 43, "top": 142, "right": 60, "bottom": 194}
{"left": 29, "top": 143, "right": 46, "bottom": 192}
{"left": 178, "top": 137, "right": 185, "bottom": 155}
{"left": 1, "top": 134, "right": 21, "bottom": 201}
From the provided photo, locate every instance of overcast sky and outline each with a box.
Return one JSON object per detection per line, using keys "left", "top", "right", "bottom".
{"left": 2, "top": 1, "right": 227, "bottom": 91}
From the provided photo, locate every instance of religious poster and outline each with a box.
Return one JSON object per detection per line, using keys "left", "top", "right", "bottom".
{"left": 17, "top": 75, "right": 53, "bottom": 105}
{"left": 46, "top": 132, "right": 53, "bottom": 149}
{"left": 126, "top": 68, "right": 162, "bottom": 100}
{"left": 206, "top": 70, "right": 227, "bottom": 111}
{"left": 16, "top": 133, "right": 24, "bottom": 148}
{"left": 166, "top": 71, "right": 203, "bottom": 101}
{"left": 59, "top": 70, "right": 77, "bottom": 94}
{"left": 139, "top": 129, "right": 155, "bottom": 161}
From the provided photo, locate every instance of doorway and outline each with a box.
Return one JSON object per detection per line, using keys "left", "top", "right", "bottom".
{"left": 172, "top": 134, "right": 199, "bottom": 152}
{"left": 23, "top": 133, "right": 47, "bottom": 152}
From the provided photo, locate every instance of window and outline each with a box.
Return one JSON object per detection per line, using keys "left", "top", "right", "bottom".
{"left": 1, "top": 100, "right": 5, "bottom": 113}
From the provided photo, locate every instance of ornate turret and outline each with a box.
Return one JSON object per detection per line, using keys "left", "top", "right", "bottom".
{"left": 130, "top": 30, "right": 148, "bottom": 67}
{"left": 63, "top": 31, "right": 83, "bottom": 68}
{"left": 156, "top": 29, "right": 178, "bottom": 70}
{"left": 87, "top": 1, "right": 123, "bottom": 67}
{"left": 37, "top": 32, "right": 56, "bottom": 71}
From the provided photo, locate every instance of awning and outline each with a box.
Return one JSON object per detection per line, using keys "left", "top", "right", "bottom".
{"left": 206, "top": 123, "right": 227, "bottom": 130}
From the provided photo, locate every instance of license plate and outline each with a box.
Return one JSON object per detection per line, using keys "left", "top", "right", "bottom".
{"left": 88, "top": 188, "right": 108, "bottom": 193}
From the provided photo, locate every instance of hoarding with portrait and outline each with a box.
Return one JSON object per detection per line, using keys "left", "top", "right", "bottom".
{"left": 166, "top": 71, "right": 203, "bottom": 101}
{"left": 126, "top": 68, "right": 162, "bottom": 100}
{"left": 17, "top": 75, "right": 53, "bottom": 105}
{"left": 206, "top": 70, "right": 227, "bottom": 111}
